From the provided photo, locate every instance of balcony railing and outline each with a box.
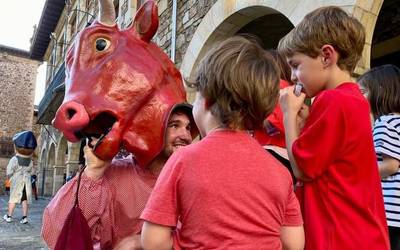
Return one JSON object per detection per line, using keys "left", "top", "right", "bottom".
{"left": 37, "top": 63, "right": 66, "bottom": 125}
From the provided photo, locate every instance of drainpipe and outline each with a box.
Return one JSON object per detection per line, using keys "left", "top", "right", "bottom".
{"left": 171, "top": 0, "right": 177, "bottom": 63}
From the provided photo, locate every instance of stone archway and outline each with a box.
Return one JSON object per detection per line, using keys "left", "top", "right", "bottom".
{"left": 53, "top": 136, "right": 68, "bottom": 194}
{"left": 44, "top": 143, "right": 55, "bottom": 196}
{"left": 368, "top": 0, "right": 399, "bottom": 68}
{"left": 181, "top": 0, "right": 384, "bottom": 97}
{"left": 352, "top": 0, "right": 384, "bottom": 73}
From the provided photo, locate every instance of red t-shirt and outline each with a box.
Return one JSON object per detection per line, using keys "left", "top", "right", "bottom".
{"left": 293, "top": 82, "right": 389, "bottom": 250}
{"left": 141, "top": 130, "right": 302, "bottom": 249}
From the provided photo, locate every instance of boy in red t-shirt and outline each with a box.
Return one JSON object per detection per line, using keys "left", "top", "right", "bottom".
{"left": 278, "top": 6, "right": 389, "bottom": 250}
{"left": 140, "top": 36, "right": 304, "bottom": 250}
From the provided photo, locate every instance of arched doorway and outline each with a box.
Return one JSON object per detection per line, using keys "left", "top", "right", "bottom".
{"left": 181, "top": 4, "right": 294, "bottom": 102}
{"left": 370, "top": 0, "right": 400, "bottom": 68}
{"left": 236, "top": 13, "right": 293, "bottom": 50}
{"left": 181, "top": 0, "right": 383, "bottom": 98}
{"left": 53, "top": 136, "right": 68, "bottom": 194}
{"left": 44, "top": 143, "right": 55, "bottom": 196}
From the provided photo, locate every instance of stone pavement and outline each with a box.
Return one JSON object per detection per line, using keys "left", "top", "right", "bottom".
{"left": 0, "top": 195, "right": 50, "bottom": 249}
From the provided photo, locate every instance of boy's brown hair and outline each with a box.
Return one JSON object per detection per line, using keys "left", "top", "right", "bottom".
{"left": 278, "top": 6, "right": 365, "bottom": 73}
{"left": 358, "top": 64, "right": 400, "bottom": 120}
{"left": 189, "top": 36, "right": 280, "bottom": 130}
{"left": 269, "top": 49, "right": 293, "bottom": 84}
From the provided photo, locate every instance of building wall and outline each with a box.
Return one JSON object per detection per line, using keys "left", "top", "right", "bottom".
{"left": 0, "top": 47, "right": 40, "bottom": 194}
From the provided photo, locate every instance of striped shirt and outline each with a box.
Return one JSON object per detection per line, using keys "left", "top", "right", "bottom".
{"left": 374, "top": 113, "right": 400, "bottom": 227}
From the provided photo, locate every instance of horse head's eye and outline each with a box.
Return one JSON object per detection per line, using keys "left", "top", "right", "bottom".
{"left": 95, "top": 38, "right": 110, "bottom": 52}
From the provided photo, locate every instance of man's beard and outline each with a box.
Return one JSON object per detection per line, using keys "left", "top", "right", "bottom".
{"left": 162, "top": 139, "right": 190, "bottom": 158}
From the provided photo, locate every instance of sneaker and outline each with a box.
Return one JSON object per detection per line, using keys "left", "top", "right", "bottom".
{"left": 3, "top": 214, "right": 13, "bottom": 223}
{"left": 19, "top": 217, "right": 28, "bottom": 224}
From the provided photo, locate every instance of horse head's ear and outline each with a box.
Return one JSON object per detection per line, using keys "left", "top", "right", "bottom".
{"left": 98, "top": 0, "right": 116, "bottom": 26}
{"left": 132, "top": 0, "right": 158, "bottom": 42}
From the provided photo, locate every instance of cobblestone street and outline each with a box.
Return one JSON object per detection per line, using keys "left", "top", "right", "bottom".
{"left": 0, "top": 195, "right": 50, "bottom": 249}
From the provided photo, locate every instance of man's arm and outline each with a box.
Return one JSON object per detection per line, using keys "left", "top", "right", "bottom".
{"left": 141, "top": 221, "right": 173, "bottom": 250}
{"left": 281, "top": 225, "right": 305, "bottom": 250}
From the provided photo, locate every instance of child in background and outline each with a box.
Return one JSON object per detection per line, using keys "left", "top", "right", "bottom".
{"left": 278, "top": 6, "right": 389, "bottom": 250}
{"left": 141, "top": 36, "right": 304, "bottom": 250}
{"left": 254, "top": 49, "right": 295, "bottom": 181}
{"left": 358, "top": 64, "right": 400, "bottom": 250}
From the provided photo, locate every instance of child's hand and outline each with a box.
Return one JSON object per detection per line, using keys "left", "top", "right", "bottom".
{"left": 83, "top": 137, "right": 111, "bottom": 180}
{"left": 279, "top": 86, "right": 306, "bottom": 119}
{"left": 297, "top": 103, "right": 310, "bottom": 131}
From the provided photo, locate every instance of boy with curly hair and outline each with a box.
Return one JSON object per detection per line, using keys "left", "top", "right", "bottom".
{"left": 141, "top": 36, "right": 304, "bottom": 250}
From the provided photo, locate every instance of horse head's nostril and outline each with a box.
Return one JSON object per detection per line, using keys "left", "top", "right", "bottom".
{"left": 67, "top": 109, "right": 77, "bottom": 120}
{"left": 53, "top": 101, "right": 90, "bottom": 142}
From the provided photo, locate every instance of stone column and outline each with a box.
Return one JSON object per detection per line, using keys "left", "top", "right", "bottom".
{"left": 66, "top": 160, "right": 80, "bottom": 177}
{"left": 36, "top": 160, "right": 43, "bottom": 196}
{"left": 66, "top": 141, "right": 82, "bottom": 176}
{"left": 43, "top": 166, "right": 54, "bottom": 196}
{"left": 52, "top": 165, "right": 66, "bottom": 195}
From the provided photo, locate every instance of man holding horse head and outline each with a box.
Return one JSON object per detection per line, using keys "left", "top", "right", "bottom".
{"left": 42, "top": 104, "right": 197, "bottom": 249}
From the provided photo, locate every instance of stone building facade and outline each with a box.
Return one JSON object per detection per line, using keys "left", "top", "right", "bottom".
{"left": 35, "top": 0, "right": 399, "bottom": 196}
{"left": 0, "top": 45, "right": 40, "bottom": 194}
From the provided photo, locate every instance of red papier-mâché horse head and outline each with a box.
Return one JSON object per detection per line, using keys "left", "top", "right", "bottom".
{"left": 53, "top": 1, "right": 187, "bottom": 167}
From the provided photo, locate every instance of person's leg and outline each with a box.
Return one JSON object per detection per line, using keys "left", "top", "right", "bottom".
{"left": 7, "top": 202, "right": 16, "bottom": 216}
{"left": 3, "top": 202, "right": 16, "bottom": 222}
{"left": 18, "top": 186, "right": 28, "bottom": 224}
{"left": 388, "top": 226, "right": 400, "bottom": 250}
{"left": 22, "top": 200, "right": 28, "bottom": 217}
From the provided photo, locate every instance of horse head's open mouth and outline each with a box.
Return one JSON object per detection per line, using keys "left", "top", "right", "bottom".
{"left": 75, "top": 112, "right": 117, "bottom": 148}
